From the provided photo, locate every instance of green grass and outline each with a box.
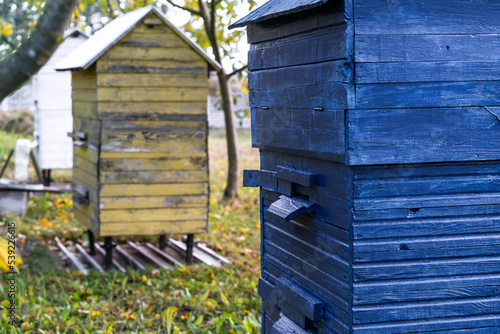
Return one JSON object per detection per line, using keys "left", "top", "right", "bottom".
{"left": 0, "top": 129, "right": 261, "bottom": 333}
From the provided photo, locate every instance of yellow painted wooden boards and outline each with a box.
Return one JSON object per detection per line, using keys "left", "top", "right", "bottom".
{"left": 97, "top": 102, "right": 207, "bottom": 116}
{"left": 100, "top": 183, "right": 208, "bottom": 197}
{"left": 100, "top": 195, "right": 207, "bottom": 210}
{"left": 100, "top": 120, "right": 206, "bottom": 153}
{"left": 97, "top": 73, "right": 207, "bottom": 88}
{"left": 100, "top": 170, "right": 208, "bottom": 184}
{"left": 69, "top": 12, "right": 210, "bottom": 237}
{"left": 100, "top": 220, "right": 207, "bottom": 236}
{"left": 100, "top": 207, "right": 207, "bottom": 222}
{"left": 100, "top": 153, "right": 207, "bottom": 171}
{"left": 97, "top": 87, "right": 208, "bottom": 102}
{"left": 96, "top": 60, "right": 206, "bottom": 74}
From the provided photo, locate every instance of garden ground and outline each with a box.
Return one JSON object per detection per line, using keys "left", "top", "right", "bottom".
{"left": 0, "top": 128, "right": 261, "bottom": 333}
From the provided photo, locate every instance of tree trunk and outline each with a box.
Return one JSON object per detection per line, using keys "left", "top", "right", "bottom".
{"left": 0, "top": 0, "right": 79, "bottom": 101}
{"left": 218, "top": 70, "right": 240, "bottom": 200}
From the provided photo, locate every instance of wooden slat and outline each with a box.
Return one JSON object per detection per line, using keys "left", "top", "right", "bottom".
{"left": 97, "top": 73, "right": 207, "bottom": 88}
{"left": 73, "top": 154, "right": 97, "bottom": 176}
{"left": 96, "top": 59, "right": 207, "bottom": 74}
{"left": 99, "top": 195, "right": 207, "bottom": 210}
{"left": 100, "top": 153, "right": 207, "bottom": 171}
{"left": 100, "top": 183, "right": 208, "bottom": 197}
{"left": 72, "top": 89, "right": 96, "bottom": 102}
{"left": 348, "top": 107, "right": 500, "bottom": 165}
{"left": 118, "top": 32, "right": 189, "bottom": 48}
{"left": 74, "top": 146, "right": 98, "bottom": 164}
{"left": 252, "top": 108, "right": 345, "bottom": 162}
{"left": 73, "top": 117, "right": 100, "bottom": 147}
{"left": 354, "top": 82, "right": 500, "bottom": 109}
{"left": 97, "top": 101, "right": 207, "bottom": 116}
{"left": 355, "top": 34, "right": 500, "bottom": 62}
{"left": 100, "top": 220, "right": 207, "bottom": 236}
{"left": 355, "top": 61, "right": 500, "bottom": 84}
{"left": 97, "top": 87, "right": 208, "bottom": 102}
{"left": 354, "top": 0, "right": 500, "bottom": 35}
{"left": 247, "top": 2, "right": 344, "bottom": 44}
{"left": 248, "top": 25, "right": 347, "bottom": 71}
{"left": 100, "top": 170, "right": 208, "bottom": 184}
{"left": 131, "top": 22, "right": 173, "bottom": 34}
{"left": 101, "top": 46, "right": 202, "bottom": 62}
{"left": 100, "top": 207, "right": 207, "bottom": 222}
{"left": 73, "top": 101, "right": 98, "bottom": 119}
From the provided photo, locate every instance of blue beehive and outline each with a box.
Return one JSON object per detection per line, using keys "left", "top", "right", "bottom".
{"left": 232, "top": 1, "right": 500, "bottom": 333}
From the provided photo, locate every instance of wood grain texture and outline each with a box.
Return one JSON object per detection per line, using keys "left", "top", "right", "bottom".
{"left": 356, "top": 61, "right": 500, "bottom": 84}
{"left": 354, "top": 0, "right": 500, "bottom": 35}
{"left": 97, "top": 73, "right": 207, "bottom": 88}
{"left": 100, "top": 183, "right": 208, "bottom": 197}
{"left": 356, "top": 34, "right": 500, "bottom": 63}
{"left": 101, "top": 46, "right": 201, "bottom": 62}
{"left": 99, "top": 195, "right": 207, "bottom": 210}
{"left": 97, "top": 101, "right": 207, "bottom": 116}
{"left": 252, "top": 108, "right": 345, "bottom": 161}
{"left": 100, "top": 207, "right": 207, "bottom": 222}
{"left": 347, "top": 107, "right": 500, "bottom": 165}
{"left": 100, "top": 220, "right": 207, "bottom": 236}
{"left": 355, "top": 82, "right": 500, "bottom": 109}
{"left": 97, "top": 87, "right": 208, "bottom": 102}
{"left": 100, "top": 170, "right": 208, "bottom": 184}
{"left": 100, "top": 153, "right": 207, "bottom": 171}
{"left": 96, "top": 59, "right": 207, "bottom": 74}
{"left": 248, "top": 24, "right": 347, "bottom": 71}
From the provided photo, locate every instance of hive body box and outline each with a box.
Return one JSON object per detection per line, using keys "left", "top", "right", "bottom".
{"left": 34, "top": 29, "right": 88, "bottom": 170}
{"left": 233, "top": 0, "right": 500, "bottom": 333}
{"left": 56, "top": 6, "right": 221, "bottom": 237}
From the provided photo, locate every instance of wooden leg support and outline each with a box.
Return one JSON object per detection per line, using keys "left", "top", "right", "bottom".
{"left": 186, "top": 234, "right": 194, "bottom": 265}
{"left": 104, "top": 237, "right": 113, "bottom": 270}
{"left": 159, "top": 234, "right": 166, "bottom": 250}
{"left": 88, "top": 230, "right": 95, "bottom": 256}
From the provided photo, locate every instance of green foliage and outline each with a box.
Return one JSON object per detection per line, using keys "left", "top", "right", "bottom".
{"left": 0, "top": 130, "right": 262, "bottom": 333}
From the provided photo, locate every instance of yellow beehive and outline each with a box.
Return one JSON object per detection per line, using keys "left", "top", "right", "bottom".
{"left": 56, "top": 6, "right": 221, "bottom": 237}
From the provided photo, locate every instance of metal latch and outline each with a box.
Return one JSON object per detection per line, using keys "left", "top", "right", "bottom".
{"left": 68, "top": 131, "right": 88, "bottom": 147}
{"left": 73, "top": 184, "right": 89, "bottom": 204}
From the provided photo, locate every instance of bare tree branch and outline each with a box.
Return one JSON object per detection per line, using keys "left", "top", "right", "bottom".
{"left": 0, "top": 0, "right": 79, "bottom": 101}
{"left": 228, "top": 65, "right": 248, "bottom": 78}
{"left": 164, "top": 0, "right": 202, "bottom": 16}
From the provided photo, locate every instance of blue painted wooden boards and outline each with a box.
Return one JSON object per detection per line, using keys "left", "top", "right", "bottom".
{"left": 236, "top": 0, "right": 500, "bottom": 332}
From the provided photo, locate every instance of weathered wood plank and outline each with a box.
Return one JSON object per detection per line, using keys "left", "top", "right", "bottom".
{"left": 355, "top": 82, "right": 500, "bottom": 109}
{"left": 97, "top": 87, "right": 208, "bottom": 102}
{"left": 97, "top": 73, "right": 207, "bottom": 88}
{"left": 118, "top": 32, "right": 188, "bottom": 48}
{"left": 356, "top": 34, "right": 500, "bottom": 62}
{"left": 130, "top": 20, "right": 173, "bottom": 34}
{"left": 348, "top": 107, "right": 500, "bottom": 165}
{"left": 73, "top": 154, "right": 97, "bottom": 176}
{"left": 354, "top": 0, "right": 500, "bottom": 35}
{"left": 100, "top": 207, "right": 207, "bottom": 222}
{"left": 73, "top": 101, "right": 98, "bottom": 119}
{"left": 100, "top": 220, "right": 207, "bottom": 236}
{"left": 353, "top": 256, "right": 500, "bottom": 282}
{"left": 352, "top": 314, "right": 500, "bottom": 334}
{"left": 99, "top": 195, "right": 207, "bottom": 210}
{"left": 100, "top": 170, "right": 208, "bottom": 184}
{"left": 101, "top": 120, "right": 206, "bottom": 153}
{"left": 100, "top": 183, "right": 208, "bottom": 197}
{"left": 353, "top": 296, "right": 500, "bottom": 325}
{"left": 100, "top": 153, "right": 207, "bottom": 171}
{"left": 353, "top": 216, "right": 500, "bottom": 240}
{"left": 96, "top": 60, "right": 207, "bottom": 74}
{"left": 247, "top": 2, "right": 344, "bottom": 44}
{"left": 252, "top": 108, "right": 345, "bottom": 161}
{"left": 73, "top": 117, "right": 100, "bottom": 147}
{"left": 97, "top": 101, "right": 207, "bottom": 116}
{"left": 101, "top": 46, "right": 201, "bottom": 62}
{"left": 74, "top": 146, "right": 98, "bottom": 164}
{"left": 356, "top": 61, "right": 500, "bottom": 84}
{"left": 248, "top": 24, "right": 347, "bottom": 71}
{"left": 72, "top": 89, "right": 97, "bottom": 102}
{"left": 251, "top": 83, "right": 347, "bottom": 110}
{"left": 354, "top": 285, "right": 500, "bottom": 306}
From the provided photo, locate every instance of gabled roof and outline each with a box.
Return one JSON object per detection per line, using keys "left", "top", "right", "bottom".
{"left": 55, "top": 5, "right": 221, "bottom": 71}
{"left": 230, "top": 0, "right": 330, "bottom": 29}
{"left": 64, "top": 27, "right": 90, "bottom": 39}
